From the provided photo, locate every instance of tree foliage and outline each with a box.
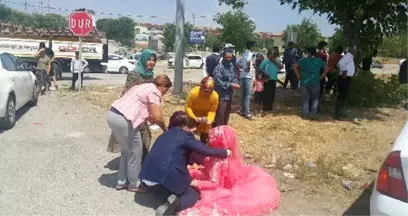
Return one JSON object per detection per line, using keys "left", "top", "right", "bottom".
{"left": 214, "top": 10, "right": 256, "bottom": 53}
{"left": 328, "top": 28, "right": 347, "bottom": 53}
{"left": 282, "top": 18, "right": 323, "bottom": 50}
{"left": 204, "top": 33, "right": 221, "bottom": 50}
{"left": 96, "top": 17, "right": 135, "bottom": 47}
{"left": 278, "top": 0, "right": 408, "bottom": 63}
{"left": 161, "top": 22, "right": 195, "bottom": 52}
{"left": 0, "top": 4, "right": 67, "bottom": 30}
{"left": 217, "top": 0, "right": 248, "bottom": 9}
{"left": 379, "top": 30, "right": 407, "bottom": 59}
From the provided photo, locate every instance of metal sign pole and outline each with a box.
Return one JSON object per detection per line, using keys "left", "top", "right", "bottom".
{"left": 78, "top": 36, "right": 82, "bottom": 91}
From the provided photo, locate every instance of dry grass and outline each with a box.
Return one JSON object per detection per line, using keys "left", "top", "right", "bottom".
{"left": 70, "top": 84, "right": 406, "bottom": 208}
{"left": 374, "top": 56, "right": 401, "bottom": 64}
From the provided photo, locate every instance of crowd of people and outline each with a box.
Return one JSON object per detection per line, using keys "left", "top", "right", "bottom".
{"left": 103, "top": 36, "right": 377, "bottom": 215}
{"left": 106, "top": 49, "right": 281, "bottom": 216}
{"left": 203, "top": 40, "right": 355, "bottom": 120}
{"left": 34, "top": 42, "right": 88, "bottom": 94}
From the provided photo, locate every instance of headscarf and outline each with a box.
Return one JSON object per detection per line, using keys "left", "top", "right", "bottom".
{"left": 222, "top": 48, "right": 234, "bottom": 66}
{"left": 136, "top": 49, "right": 156, "bottom": 78}
{"left": 200, "top": 76, "right": 215, "bottom": 89}
{"left": 168, "top": 111, "right": 196, "bottom": 130}
{"left": 208, "top": 126, "right": 245, "bottom": 188}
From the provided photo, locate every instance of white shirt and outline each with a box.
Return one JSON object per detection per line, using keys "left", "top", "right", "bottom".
{"left": 238, "top": 50, "right": 254, "bottom": 79}
{"left": 70, "top": 58, "right": 88, "bottom": 73}
{"left": 337, "top": 52, "right": 355, "bottom": 77}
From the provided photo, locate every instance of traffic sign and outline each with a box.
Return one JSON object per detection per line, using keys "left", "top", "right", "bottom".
{"left": 69, "top": 11, "right": 94, "bottom": 37}
{"left": 188, "top": 31, "right": 205, "bottom": 45}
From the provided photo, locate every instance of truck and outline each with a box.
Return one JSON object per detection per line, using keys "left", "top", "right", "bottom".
{"left": 0, "top": 21, "right": 108, "bottom": 80}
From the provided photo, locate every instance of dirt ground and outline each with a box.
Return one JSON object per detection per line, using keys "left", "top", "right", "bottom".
{"left": 74, "top": 82, "right": 406, "bottom": 215}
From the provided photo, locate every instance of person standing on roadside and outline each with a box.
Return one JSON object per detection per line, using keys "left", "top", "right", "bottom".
{"left": 335, "top": 48, "right": 355, "bottom": 120}
{"left": 34, "top": 42, "right": 51, "bottom": 95}
{"left": 70, "top": 51, "right": 88, "bottom": 90}
{"left": 294, "top": 47, "right": 329, "bottom": 119}
{"left": 203, "top": 44, "right": 221, "bottom": 78}
{"left": 326, "top": 45, "right": 344, "bottom": 94}
{"left": 259, "top": 49, "right": 280, "bottom": 112}
{"left": 213, "top": 48, "right": 240, "bottom": 126}
{"left": 316, "top": 41, "right": 329, "bottom": 113}
{"left": 282, "top": 41, "right": 300, "bottom": 90}
{"left": 237, "top": 41, "right": 256, "bottom": 120}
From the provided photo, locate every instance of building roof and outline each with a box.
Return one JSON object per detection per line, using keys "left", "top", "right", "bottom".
{"left": 0, "top": 21, "right": 106, "bottom": 43}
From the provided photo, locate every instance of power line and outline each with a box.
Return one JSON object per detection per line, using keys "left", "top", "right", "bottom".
{"left": 2, "top": 0, "right": 213, "bottom": 21}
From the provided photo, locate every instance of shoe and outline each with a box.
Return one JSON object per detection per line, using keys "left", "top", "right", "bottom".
{"left": 156, "top": 194, "right": 179, "bottom": 216}
{"left": 127, "top": 183, "right": 148, "bottom": 193}
{"left": 116, "top": 184, "right": 128, "bottom": 190}
{"left": 245, "top": 114, "right": 254, "bottom": 120}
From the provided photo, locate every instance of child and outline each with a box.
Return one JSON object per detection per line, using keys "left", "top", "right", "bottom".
{"left": 253, "top": 72, "right": 265, "bottom": 114}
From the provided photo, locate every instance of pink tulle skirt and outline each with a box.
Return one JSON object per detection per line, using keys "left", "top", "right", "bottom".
{"left": 180, "top": 166, "right": 280, "bottom": 216}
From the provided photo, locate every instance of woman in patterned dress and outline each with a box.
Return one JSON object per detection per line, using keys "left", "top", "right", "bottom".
{"left": 180, "top": 125, "right": 280, "bottom": 216}
{"left": 107, "top": 49, "right": 157, "bottom": 154}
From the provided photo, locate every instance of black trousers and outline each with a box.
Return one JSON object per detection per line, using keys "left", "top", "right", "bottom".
{"left": 335, "top": 76, "right": 352, "bottom": 117}
{"left": 325, "top": 72, "right": 337, "bottom": 92}
{"left": 283, "top": 68, "right": 298, "bottom": 90}
{"left": 149, "top": 184, "right": 200, "bottom": 212}
{"left": 215, "top": 100, "right": 232, "bottom": 126}
{"left": 71, "top": 73, "right": 84, "bottom": 89}
{"left": 262, "top": 80, "right": 277, "bottom": 111}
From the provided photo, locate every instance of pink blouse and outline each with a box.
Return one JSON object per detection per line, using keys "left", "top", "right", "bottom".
{"left": 111, "top": 83, "right": 162, "bottom": 129}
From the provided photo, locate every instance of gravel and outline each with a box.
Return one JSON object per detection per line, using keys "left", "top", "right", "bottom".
{"left": 0, "top": 91, "right": 154, "bottom": 215}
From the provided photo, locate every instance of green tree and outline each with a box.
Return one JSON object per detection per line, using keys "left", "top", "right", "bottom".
{"left": 214, "top": 10, "right": 256, "bottom": 53}
{"left": 278, "top": 0, "right": 408, "bottom": 64}
{"left": 96, "top": 17, "right": 135, "bottom": 47}
{"left": 161, "top": 22, "right": 195, "bottom": 52}
{"left": 281, "top": 18, "right": 323, "bottom": 50}
{"left": 379, "top": 30, "right": 408, "bottom": 58}
{"left": 0, "top": 4, "right": 67, "bottom": 30}
{"left": 217, "top": 0, "right": 247, "bottom": 9}
{"left": 204, "top": 33, "right": 221, "bottom": 50}
{"left": 262, "top": 37, "right": 275, "bottom": 50}
{"left": 328, "top": 28, "right": 347, "bottom": 53}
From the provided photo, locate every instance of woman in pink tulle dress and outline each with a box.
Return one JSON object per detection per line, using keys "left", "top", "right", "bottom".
{"left": 179, "top": 125, "right": 280, "bottom": 216}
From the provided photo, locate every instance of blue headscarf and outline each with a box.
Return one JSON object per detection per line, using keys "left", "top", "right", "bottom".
{"left": 136, "top": 49, "right": 156, "bottom": 78}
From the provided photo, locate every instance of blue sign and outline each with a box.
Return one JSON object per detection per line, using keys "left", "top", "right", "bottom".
{"left": 188, "top": 31, "right": 205, "bottom": 45}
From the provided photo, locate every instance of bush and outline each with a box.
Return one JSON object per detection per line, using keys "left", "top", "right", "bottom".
{"left": 347, "top": 71, "right": 408, "bottom": 108}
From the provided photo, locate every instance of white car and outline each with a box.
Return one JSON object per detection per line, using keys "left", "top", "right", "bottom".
{"left": 0, "top": 52, "right": 38, "bottom": 129}
{"left": 101, "top": 54, "right": 136, "bottom": 74}
{"left": 370, "top": 120, "right": 408, "bottom": 215}
{"left": 168, "top": 54, "right": 204, "bottom": 69}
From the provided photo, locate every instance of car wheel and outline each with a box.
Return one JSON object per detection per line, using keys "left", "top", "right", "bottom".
{"left": 29, "top": 84, "right": 39, "bottom": 106}
{"left": 119, "top": 66, "right": 129, "bottom": 74}
{"left": 102, "top": 65, "right": 108, "bottom": 73}
{"left": 1, "top": 95, "right": 16, "bottom": 129}
{"left": 199, "top": 63, "right": 204, "bottom": 69}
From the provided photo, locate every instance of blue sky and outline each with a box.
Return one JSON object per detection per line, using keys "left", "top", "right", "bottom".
{"left": 6, "top": 0, "right": 337, "bottom": 36}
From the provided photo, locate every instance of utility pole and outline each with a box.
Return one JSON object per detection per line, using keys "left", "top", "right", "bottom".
{"left": 24, "top": 0, "right": 27, "bottom": 12}
{"left": 173, "top": 0, "right": 185, "bottom": 94}
{"left": 47, "top": 0, "right": 50, "bottom": 14}
{"left": 192, "top": 13, "right": 195, "bottom": 26}
{"left": 39, "top": 1, "right": 44, "bottom": 14}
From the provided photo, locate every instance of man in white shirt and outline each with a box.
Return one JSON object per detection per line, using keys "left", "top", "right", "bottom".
{"left": 335, "top": 47, "right": 355, "bottom": 120}
{"left": 237, "top": 40, "right": 256, "bottom": 120}
{"left": 70, "top": 51, "right": 88, "bottom": 90}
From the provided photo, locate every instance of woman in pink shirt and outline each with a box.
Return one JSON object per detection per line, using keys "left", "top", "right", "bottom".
{"left": 107, "top": 74, "right": 172, "bottom": 192}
